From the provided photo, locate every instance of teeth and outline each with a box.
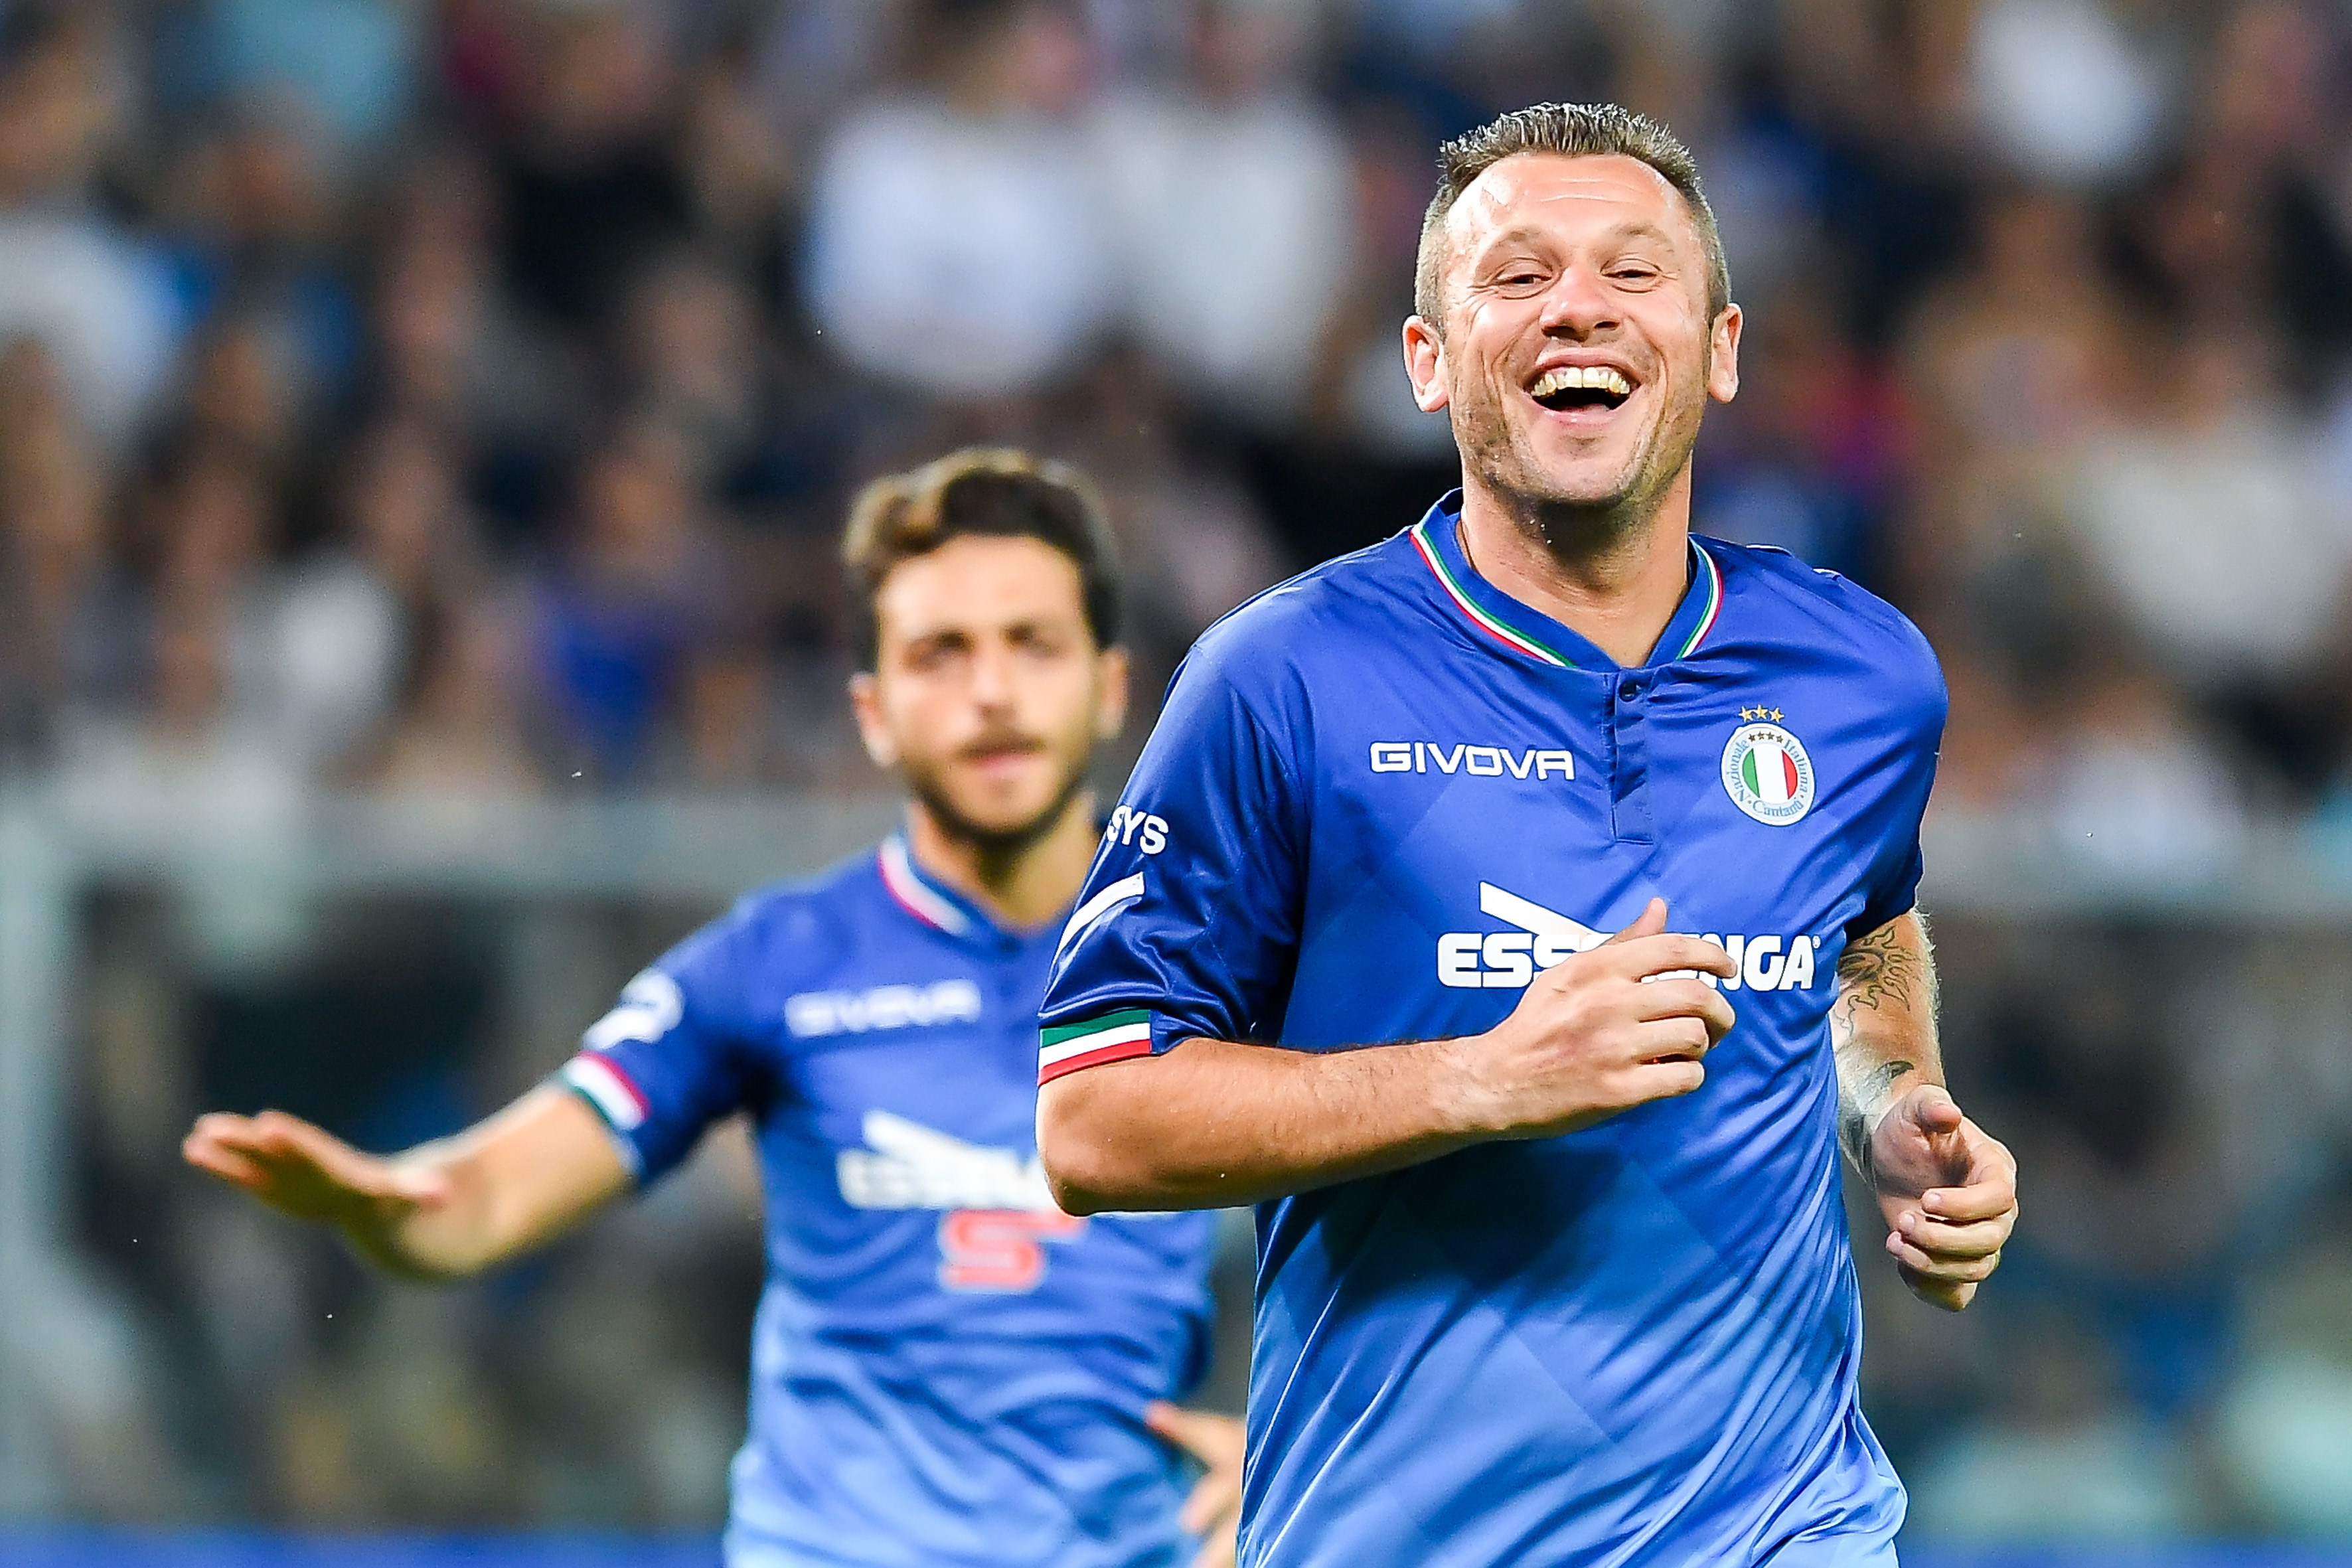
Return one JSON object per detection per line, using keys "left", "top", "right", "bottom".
{"left": 1531, "top": 365, "right": 1632, "bottom": 400}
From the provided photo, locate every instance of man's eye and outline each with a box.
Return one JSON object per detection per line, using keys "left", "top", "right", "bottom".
{"left": 907, "top": 642, "right": 962, "bottom": 670}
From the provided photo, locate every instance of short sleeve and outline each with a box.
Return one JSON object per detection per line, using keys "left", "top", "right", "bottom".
{"left": 1849, "top": 629, "right": 1948, "bottom": 939}
{"left": 556, "top": 918, "right": 765, "bottom": 1186}
{"left": 1038, "top": 646, "right": 1309, "bottom": 1083}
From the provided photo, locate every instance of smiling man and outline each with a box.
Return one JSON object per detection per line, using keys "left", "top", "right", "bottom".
{"left": 184, "top": 449, "right": 1241, "bottom": 1568}
{"left": 1036, "top": 105, "right": 2019, "bottom": 1566}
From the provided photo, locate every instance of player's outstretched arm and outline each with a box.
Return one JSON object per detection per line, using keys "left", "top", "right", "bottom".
{"left": 181, "top": 1085, "right": 630, "bottom": 1282}
{"left": 1040, "top": 900, "right": 1737, "bottom": 1214}
{"left": 1831, "top": 911, "right": 2018, "bottom": 1312}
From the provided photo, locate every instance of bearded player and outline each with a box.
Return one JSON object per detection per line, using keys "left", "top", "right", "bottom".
{"left": 185, "top": 449, "right": 1243, "bottom": 1568}
{"left": 1037, "top": 105, "right": 2019, "bottom": 1566}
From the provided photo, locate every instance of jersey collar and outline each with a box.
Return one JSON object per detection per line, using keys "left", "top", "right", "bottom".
{"left": 878, "top": 832, "right": 987, "bottom": 939}
{"left": 878, "top": 831, "right": 1065, "bottom": 951}
{"left": 1408, "top": 491, "right": 1723, "bottom": 671}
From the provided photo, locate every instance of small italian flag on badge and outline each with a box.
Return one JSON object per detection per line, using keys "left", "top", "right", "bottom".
{"left": 1721, "top": 714, "right": 1817, "bottom": 826}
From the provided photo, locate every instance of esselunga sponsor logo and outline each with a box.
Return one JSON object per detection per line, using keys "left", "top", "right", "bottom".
{"left": 1439, "top": 882, "right": 1819, "bottom": 992}
{"left": 1370, "top": 742, "right": 1575, "bottom": 780}
{"left": 787, "top": 979, "right": 984, "bottom": 1039}
{"left": 836, "top": 1110, "right": 1056, "bottom": 1212}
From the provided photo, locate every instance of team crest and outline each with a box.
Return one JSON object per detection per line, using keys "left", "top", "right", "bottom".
{"left": 1721, "top": 710, "right": 1816, "bottom": 826}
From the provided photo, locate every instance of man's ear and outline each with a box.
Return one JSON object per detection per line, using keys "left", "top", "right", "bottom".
{"left": 1707, "top": 303, "right": 1742, "bottom": 404}
{"left": 1093, "top": 645, "right": 1130, "bottom": 742}
{"left": 1403, "top": 315, "right": 1450, "bottom": 413}
{"left": 848, "top": 670, "right": 898, "bottom": 768}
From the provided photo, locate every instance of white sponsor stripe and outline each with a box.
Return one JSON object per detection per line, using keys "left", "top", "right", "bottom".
{"left": 562, "top": 1054, "right": 647, "bottom": 1131}
{"left": 1479, "top": 882, "right": 1606, "bottom": 952}
{"left": 1038, "top": 1018, "right": 1152, "bottom": 1070}
{"left": 880, "top": 836, "right": 971, "bottom": 935}
{"left": 1058, "top": 873, "right": 1145, "bottom": 956}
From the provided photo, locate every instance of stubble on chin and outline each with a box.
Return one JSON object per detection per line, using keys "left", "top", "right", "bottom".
{"left": 905, "top": 753, "right": 1091, "bottom": 857}
{"left": 1462, "top": 372, "right": 1706, "bottom": 557}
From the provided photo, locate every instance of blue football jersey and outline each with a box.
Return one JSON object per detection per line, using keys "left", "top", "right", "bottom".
{"left": 558, "top": 832, "right": 1222, "bottom": 1568}
{"left": 1041, "top": 495, "right": 1945, "bottom": 1567}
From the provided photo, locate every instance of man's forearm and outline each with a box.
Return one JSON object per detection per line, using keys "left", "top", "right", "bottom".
{"left": 361, "top": 1087, "right": 631, "bottom": 1280}
{"left": 1829, "top": 911, "right": 1942, "bottom": 1180}
{"left": 1038, "top": 1035, "right": 1490, "bottom": 1213}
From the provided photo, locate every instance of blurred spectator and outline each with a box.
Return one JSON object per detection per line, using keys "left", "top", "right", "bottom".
{"left": 2057, "top": 330, "right": 2352, "bottom": 793}
{"left": 1696, "top": 280, "right": 1899, "bottom": 582}
{"left": 625, "top": 256, "right": 765, "bottom": 488}
{"left": 270, "top": 418, "right": 488, "bottom": 776}
{"left": 192, "top": 0, "right": 423, "bottom": 159}
{"left": 0, "top": 337, "right": 114, "bottom": 769}
{"left": 528, "top": 418, "right": 739, "bottom": 784}
{"left": 803, "top": 0, "right": 1117, "bottom": 400}
{"left": 1092, "top": 0, "right": 1353, "bottom": 428}
{"left": 495, "top": 5, "right": 694, "bottom": 334}
{"left": 368, "top": 595, "right": 538, "bottom": 797}
{"left": 2040, "top": 666, "right": 2248, "bottom": 880}
{"left": 1966, "top": 0, "right": 2169, "bottom": 189}
{"left": 0, "top": 9, "right": 181, "bottom": 447}
{"left": 2215, "top": 1198, "right": 2352, "bottom": 1533}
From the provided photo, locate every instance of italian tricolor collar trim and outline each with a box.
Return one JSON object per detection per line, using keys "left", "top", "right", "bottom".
{"left": 878, "top": 834, "right": 978, "bottom": 937}
{"left": 1408, "top": 495, "right": 1723, "bottom": 670}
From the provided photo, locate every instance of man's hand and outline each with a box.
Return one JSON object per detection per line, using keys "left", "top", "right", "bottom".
{"left": 1146, "top": 1402, "right": 1245, "bottom": 1568}
{"left": 1453, "top": 898, "right": 1738, "bottom": 1139}
{"left": 1865, "top": 1085, "right": 2017, "bottom": 1312}
{"left": 183, "top": 1087, "right": 628, "bottom": 1280}
{"left": 184, "top": 1110, "right": 453, "bottom": 1275}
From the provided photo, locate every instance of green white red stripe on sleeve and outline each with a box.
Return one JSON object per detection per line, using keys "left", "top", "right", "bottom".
{"left": 1038, "top": 1009, "right": 1154, "bottom": 1084}
{"left": 562, "top": 1053, "right": 649, "bottom": 1131}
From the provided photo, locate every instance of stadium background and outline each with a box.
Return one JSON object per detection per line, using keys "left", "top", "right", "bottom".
{"left": 1, "top": 0, "right": 2350, "bottom": 1561}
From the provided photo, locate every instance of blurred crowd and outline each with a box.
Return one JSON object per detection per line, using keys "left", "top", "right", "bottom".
{"left": 11, "top": 0, "right": 2352, "bottom": 1545}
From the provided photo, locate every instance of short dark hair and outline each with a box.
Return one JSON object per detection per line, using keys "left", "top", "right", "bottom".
{"left": 842, "top": 447, "right": 1122, "bottom": 668}
{"left": 1413, "top": 102, "right": 1730, "bottom": 333}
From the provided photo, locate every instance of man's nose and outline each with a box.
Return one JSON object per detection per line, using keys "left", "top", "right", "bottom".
{"left": 1537, "top": 264, "right": 1617, "bottom": 336}
{"left": 970, "top": 642, "right": 1016, "bottom": 706}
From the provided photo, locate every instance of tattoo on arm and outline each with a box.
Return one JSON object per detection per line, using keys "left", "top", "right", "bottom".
{"left": 1832, "top": 923, "right": 1932, "bottom": 1018}
{"left": 1831, "top": 915, "right": 1940, "bottom": 1180}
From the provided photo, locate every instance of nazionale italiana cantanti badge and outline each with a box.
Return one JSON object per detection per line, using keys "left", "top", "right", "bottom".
{"left": 1721, "top": 708, "right": 1816, "bottom": 826}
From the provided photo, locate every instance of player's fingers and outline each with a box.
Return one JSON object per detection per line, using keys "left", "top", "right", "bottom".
{"left": 1920, "top": 1174, "right": 2016, "bottom": 1225}
{"left": 1623, "top": 1058, "right": 1706, "bottom": 1104}
{"left": 1897, "top": 1262, "right": 1978, "bottom": 1312}
{"left": 182, "top": 1137, "right": 270, "bottom": 1190}
{"left": 1895, "top": 1210, "right": 2011, "bottom": 1258}
{"left": 1612, "top": 933, "right": 1737, "bottom": 981}
{"left": 1886, "top": 1231, "right": 2002, "bottom": 1282}
{"left": 1636, "top": 1017, "right": 1711, "bottom": 1063}
{"left": 1179, "top": 1462, "right": 1243, "bottom": 1538}
{"left": 1632, "top": 978, "right": 1726, "bottom": 1023}
{"left": 1189, "top": 1522, "right": 1240, "bottom": 1568}
{"left": 1600, "top": 898, "right": 1669, "bottom": 946}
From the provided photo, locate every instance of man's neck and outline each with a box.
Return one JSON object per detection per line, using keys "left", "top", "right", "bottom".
{"left": 905, "top": 792, "right": 1100, "bottom": 930}
{"left": 1455, "top": 469, "right": 1695, "bottom": 669}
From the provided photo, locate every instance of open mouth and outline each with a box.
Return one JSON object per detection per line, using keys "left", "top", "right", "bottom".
{"left": 1528, "top": 364, "right": 1634, "bottom": 414}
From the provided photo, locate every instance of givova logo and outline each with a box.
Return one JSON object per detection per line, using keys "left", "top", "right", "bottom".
{"left": 1439, "top": 882, "right": 1819, "bottom": 992}
{"left": 1371, "top": 742, "right": 1574, "bottom": 780}
{"left": 787, "top": 979, "right": 983, "bottom": 1038}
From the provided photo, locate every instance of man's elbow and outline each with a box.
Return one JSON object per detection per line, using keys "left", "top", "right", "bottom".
{"left": 1036, "top": 1069, "right": 1154, "bottom": 1216}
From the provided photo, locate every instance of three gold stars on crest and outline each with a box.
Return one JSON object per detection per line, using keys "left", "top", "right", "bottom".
{"left": 1739, "top": 706, "right": 1784, "bottom": 722}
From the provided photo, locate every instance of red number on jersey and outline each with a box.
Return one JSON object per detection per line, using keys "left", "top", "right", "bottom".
{"left": 936, "top": 1209, "right": 1087, "bottom": 1292}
